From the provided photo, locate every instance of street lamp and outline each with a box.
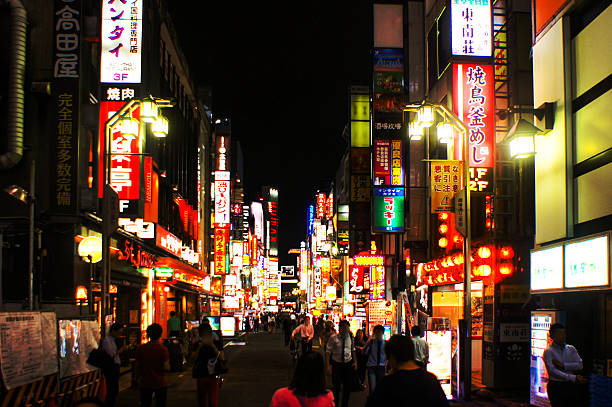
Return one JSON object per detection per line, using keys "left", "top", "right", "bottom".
{"left": 499, "top": 102, "right": 555, "bottom": 160}
{"left": 405, "top": 102, "right": 472, "bottom": 399}
{"left": 102, "top": 96, "right": 173, "bottom": 332}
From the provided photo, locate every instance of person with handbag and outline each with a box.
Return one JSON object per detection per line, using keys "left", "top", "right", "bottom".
{"left": 364, "top": 325, "right": 386, "bottom": 395}
{"left": 193, "top": 324, "right": 226, "bottom": 407}
{"left": 325, "top": 320, "right": 358, "bottom": 407}
{"left": 269, "top": 351, "right": 334, "bottom": 407}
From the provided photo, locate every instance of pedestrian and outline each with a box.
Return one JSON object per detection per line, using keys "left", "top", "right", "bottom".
{"left": 292, "top": 316, "right": 314, "bottom": 355}
{"left": 543, "top": 323, "right": 588, "bottom": 407}
{"left": 269, "top": 314, "right": 276, "bottom": 334}
{"left": 101, "top": 323, "right": 127, "bottom": 407}
{"left": 135, "top": 323, "right": 170, "bottom": 407}
{"left": 365, "top": 334, "right": 448, "bottom": 406}
{"left": 193, "top": 324, "right": 225, "bottom": 407}
{"left": 325, "top": 320, "right": 357, "bottom": 407}
{"left": 254, "top": 315, "right": 260, "bottom": 332}
{"left": 353, "top": 329, "right": 367, "bottom": 387}
{"left": 201, "top": 317, "right": 223, "bottom": 350}
{"left": 410, "top": 325, "right": 429, "bottom": 369}
{"left": 283, "top": 316, "right": 292, "bottom": 346}
{"left": 270, "top": 351, "right": 334, "bottom": 407}
{"left": 364, "top": 325, "right": 386, "bottom": 395}
{"left": 167, "top": 311, "right": 181, "bottom": 338}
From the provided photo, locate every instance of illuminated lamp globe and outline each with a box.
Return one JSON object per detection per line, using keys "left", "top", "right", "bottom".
{"left": 75, "top": 285, "right": 88, "bottom": 301}
{"left": 439, "top": 223, "right": 449, "bottom": 234}
{"left": 152, "top": 115, "right": 169, "bottom": 137}
{"left": 438, "top": 212, "right": 449, "bottom": 221}
{"left": 500, "top": 246, "right": 514, "bottom": 259}
{"left": 436, "top": 122, "right": 453, "bottom": 144}
{"left": 479, "top": 265, "right": 492, "bottom": 277}
{"left": 119, "top": 117, "right": 139, "bottom": 137}
{"left": 140, "top": 99, "right": 158, "bottom": 123}
{"left": 78, "top": 236, "right": 103, "bottom": 263}
{"left": 163, "top": 286, "right": 170, "bottom": 293}
{"left": 477, "top": 246, "right": 492, "bottom": 259}
{"left": 417, "top": 105, "right": 435, "bottom": 128}
{"left": 409, "top": 122, "right": 423, "bottom": 141}
{"left": 499, "top": 264, "right": 514, "bottom": 275}
{"left": 453, "top": 234, "right": 462, "bottom": 244}
{"left": 438, "top": 237, "right": 449, "bottom": 248}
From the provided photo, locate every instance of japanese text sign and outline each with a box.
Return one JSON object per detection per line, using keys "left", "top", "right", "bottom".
{"left": 54, "top": 0, "right": 81, "bottom": 79}
{"left": 214, "top": 227, "right": 229, "bottom": 276}
{"left": 214, "top": 172, "right": 231, "bottom": 227}
{"left": 98, "top": 102, "right": 141, "bottom": 203}
{"left": 156, "top": 224, "right": 181, "bottom": 257}
{"left": 316, "top": 193, "right": 326, "bottom": 219}
{"left": 374, "top": 140, "right": 391, "bottom": 177}
{"left": 453, "top": 64, "right": 495, "bottom": 168}
{"left": 101, "top": 0, "right": 142, "bottom": 83}
{"left": 349, "top": 266, "right": 367, "bottom": 295}
{"left": 451, "top": 0, "right": 492, "bottom": 57}
{"left": 313, "top": 267, "right": 322, "bottom": 299}
{"left": 430, "top": 160, "right": 463, "bottom": 213}
{"left": 370, "top": 266, "right": 385, "bottom": 300}
{"left": 373, "top": 188, "right": 405, "bottom": 233}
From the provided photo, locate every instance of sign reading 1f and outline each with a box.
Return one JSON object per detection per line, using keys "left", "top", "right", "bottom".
{"left": 451, "top": 0, "right": 492, "bottom": 58}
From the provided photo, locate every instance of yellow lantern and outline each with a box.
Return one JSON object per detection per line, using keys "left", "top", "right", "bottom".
{"left": 78, "top": 236, "right": 102, "bottom": 263}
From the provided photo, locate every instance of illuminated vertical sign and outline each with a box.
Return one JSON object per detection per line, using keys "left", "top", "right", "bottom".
{"left": 313, "top": 267, "right": 322, "bottom": 298}
{"left": 453, "top": 64, "right": 495, "bottom": 168}
{"left": 370, "top": 266, "right": 385, "bottom": 300}
{"left": 214, "top": 227, "right": 229, "bottom": 275}
{"left": 451, "top": 0, "right": 492, "bottom": 57}
{"left": 390, "top": 140, "right": 404, "bottom": 185}
{"left": 100, "top": 0, "right": 142, "bottom": 83}
{"left": 251, "top": 202, "right": 264, "bottom": 240}
{"left": 214, "top": 171, "right": 230, "bottom": 226}
{"left": 372, "top": 188, "right": 405, "bottom": 233}
{"left": 267, "top": 189, "right": 279, "bottom": 257}
{"left": 316, "top": 193, "right": 326, "bottom": 218}
{"left": 349, "top": 266, "right": 366, "bottom": 294}
{"left": 307, "top": 204, "right": 315, "bottom": 235}
{"left": 374, "top": 140, "right": 391, "bottom": 177}
{"left": 326, "top": 193, "right": 334, "bottom": 221}
{"left": 98, "top": 102, "right": 142, "bottom": 215}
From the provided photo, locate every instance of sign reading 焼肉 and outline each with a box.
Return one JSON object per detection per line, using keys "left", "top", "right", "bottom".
{"left": 430, "top": 160, "right": 463, "bottom": 213}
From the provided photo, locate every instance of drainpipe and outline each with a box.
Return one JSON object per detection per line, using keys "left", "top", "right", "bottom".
{"left": 0, "top": 0, "right": 27, "bottom": 169}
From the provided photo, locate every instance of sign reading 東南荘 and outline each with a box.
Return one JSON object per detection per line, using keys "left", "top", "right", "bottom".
{"left": 100, "top": 0, "right": 142, "bottom": 83}
{"left": 430, "top": 160, "right": 463, "bottom": 213}
{"left": 373, "top": 188, "right": 405, "bottom": 233}
{"left": 453, "top": 64, "right": 495, "bottom": 168}
{"left": 451, "top": 0, "right": 492, "bottom": 57}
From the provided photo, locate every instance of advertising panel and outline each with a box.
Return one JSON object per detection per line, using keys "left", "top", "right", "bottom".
{"left": 214, "top": 227, "right": 229, "bottom": 275}
{"left": 374, "top": 140, "right": 391, "bottom": 177}
{"left": 100, "top": 0, "right": 142, "bottom": 83}
{"left": 156, "top": 224, "right": 182, "bottom": 257}
{"left": 307, "top": 204, "right": 315, "bottom": 235}
{"left": 349, "top": 266, "right": 367, "bottom": 294}
{"left": 313, "top": 267, "right": 322, "bottom": 299}
{"left": 564, "top": 235, "right": 609, "bottom": 288}
{"left": 451, "top": 0, "right": 492, "bottom": 57}
{"left": 370, "top": 266, "right": 385, "bottom": 300}
{"left": 373, "top": 48, "right": 404, "bottom": 94}
{"left": 426, "top": 330, "right": 453, "bottom": 399}
{"left": 372, "top": 188, "right": 405, "bottom": 233}
{"left": 251, "top": 202, "right": 264, "bottom": 240}
{"left": 214, "top": 171, "right": 231, "bottom": 226}
{"left": 530, "top": 246, "right": 563, "bottom": 291}
{"left": 430, "top": 160, "right": 463, "bottom": 213}
{"left": 316, "top": 193, "right": 326, "bottom": 218}
{"left": 453, "top": 64, "right": 495, "bottom": 168}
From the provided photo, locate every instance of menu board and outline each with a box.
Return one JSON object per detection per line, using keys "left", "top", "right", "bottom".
{"left": 530, "top": 246, "right": 563, "bottom": 291}
{"left": 426, "top": 330, "right": 452, "bottom": 399}
{"left": 0, "top": 312, "right": 55, "bottom": 389}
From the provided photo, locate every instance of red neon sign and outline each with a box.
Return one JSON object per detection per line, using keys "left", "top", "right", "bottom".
{"left": 453, "top": 63, "right": 495, "bottom": 168}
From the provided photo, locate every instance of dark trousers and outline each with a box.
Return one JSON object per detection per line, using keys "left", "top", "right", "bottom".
{"left": 547, "top": 380, "right": 584, "bottom": 407}
{"left": 140, "top": 387, "right": 167, "bottom": 407}
{"left": 300, "top": 339, "right": 312, "bottom": 354}
{"left": 331, "top": 360, "right": 353, "bottom": 407}
{"left": 367, "top": 366, "right": 385, "bottom": 395}
{"left": 104, "top": 364, "right": 120, "bottom": 407}
{"left": 284, "top": 330, "right": 291, "bottom": 346}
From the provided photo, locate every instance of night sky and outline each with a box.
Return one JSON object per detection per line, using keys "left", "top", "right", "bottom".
{"left": 168, "top": 1, "right": 372, "bottom": 266}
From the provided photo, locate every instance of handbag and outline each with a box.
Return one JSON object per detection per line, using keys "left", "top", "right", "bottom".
{"left": 347, "top": 366, "right": 363, "bottom": 392}
{"left": 87, "top": 347, "right": 113, "bottom": 371}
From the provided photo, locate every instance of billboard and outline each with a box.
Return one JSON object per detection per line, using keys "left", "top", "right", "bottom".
{"left": 251, "top": 202, "right": 264, "bottom": 240}
{"left": 267, "top": 189, "right": 279, "bottom": 257}
{"left": 451, "top": 0, "right": 492, "bottom": 57}
{"left": 430, "top": 160, "right": 463, "bottom": 213}
{"left": 214, "top": 227, "right": 229, "bottom": 275}
{"left": 453, "top": 63, "right": 495, "bottom": 168}
{"left": 349, "top": 266, "right": 367, "bottom": 295}
{"left": 214, "top": 172, "right": 230, "bottom": 226}
{"left": 100, "top": 0, "right": 142, "bottom": 83}
{"left": 373, "top": 188, "right": 405, "bottom": 233}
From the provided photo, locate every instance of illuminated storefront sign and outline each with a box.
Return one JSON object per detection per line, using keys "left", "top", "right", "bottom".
{"left": 313, "top": 267, "right": 322, "bottom": 298}
{"left": 100, "top": 0, "right": 142, "bottom": 83}
{"left": 214, "top": 227, "right": 230, "bottom": 275}
{"left": 390, "top": 140, "right": 404, "bottom": 185}
{"left": 307, "top": 204, "right": 315, "bottom": 235}
{"left": 451, "top": 0, "right": 492, "bottom": 57}
{"left": 156, "top": 225, "right": 182, "bottom": 257}
{"left": 316, "top": 193, "right": 326, "bottom": 219}
{"left": 370, "top": 266, "right": 385, "bottom": 300}
{"left": 268, "top": 191, "right": 279, "bottom": 257}
{"left": 349, "top": 266, "right": 367, "bottom": 294}
{"left": 251, "top": 202, "right": 264, "bottom": 240}
{"left": 453, "top": 63, "right": 495, "bottom": 168}
{"left": 469, "top": 167, "right": 492, "bottom": 192}
{"left": 214, "top": 172, "right": 231, "bottom": 226}
{"left": 153, "top": 267, "right": 173, "bottom": 282}
{"left": 373, "top": 188, "right": 405, "bottom": 233}
{"left": 354, "top": 255, "right": 385, "bottom": 267}
{"left": 374, "top": 140, "right": 391, "bottom": 177}
{"left": 326, "top": 192, "right": 334, "bottom": 220}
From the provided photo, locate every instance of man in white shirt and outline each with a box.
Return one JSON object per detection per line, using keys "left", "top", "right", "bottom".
{"left": 291, "top": 316, "right": 314, "bottom": 354}
{"left": 410, "top": 325, "right": 429, "bottom": 368}
{"left": 543, "top": 323, "right": 587, "bottom": 407}
{"left": 326, "top": 320, "right": 357, "bottom": 407}
{"left": 101, "top": 323, "right": 126, "bottom": 407}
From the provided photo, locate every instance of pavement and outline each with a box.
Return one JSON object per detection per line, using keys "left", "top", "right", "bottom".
{"left": 116, "top": 331, "right": 530, "bottom": 407}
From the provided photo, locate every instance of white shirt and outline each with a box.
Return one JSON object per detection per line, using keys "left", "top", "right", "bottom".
{"left": 413, "top": 336, "right": 429, "bottom": 364}
{"left": 326, "top": 333, "right": 354, "bottom": 363}
{"left": 543, "top": 343, "right": 583, "bottom": 383}
{"left": 292, "top": 323, "right": 314, "bottom": 341}
{"left": 102, "top": 335, "right": 121, "bottom": 365}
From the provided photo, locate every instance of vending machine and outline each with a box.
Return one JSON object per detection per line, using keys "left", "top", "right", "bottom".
{"left": 530, "top": 309, "right": 565, "bottom": 407}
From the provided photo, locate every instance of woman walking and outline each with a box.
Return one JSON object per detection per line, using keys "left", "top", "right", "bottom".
{"left": 193, "top": 324, "right": 225, "bottom": 407}
{"left": 269, "top": 351, "right": 334, "bottom": 406}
